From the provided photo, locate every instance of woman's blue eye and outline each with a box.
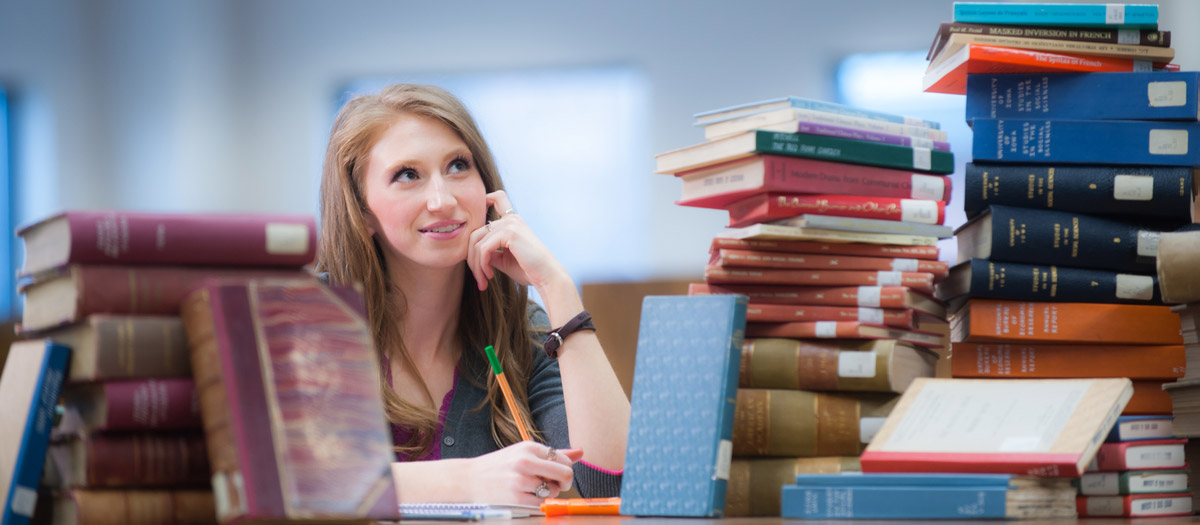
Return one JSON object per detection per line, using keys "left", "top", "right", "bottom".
{"left": 392, "top": 168, "right": 418, "bottom": 183}
{"left": 448, "top": 157, "right": 471, "bottom": 173}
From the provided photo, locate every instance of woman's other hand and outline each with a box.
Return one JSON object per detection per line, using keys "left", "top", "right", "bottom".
{"left": 464, "top": 441, "right": 580, "bottom": 505}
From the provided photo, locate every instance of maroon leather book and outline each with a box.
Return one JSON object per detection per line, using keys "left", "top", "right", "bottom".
{"left": 181, "top": 278, "right": 397, "bottom": 522}
{"left": 17, "top": 210, "right": 317, "bottom": 277}
{"left": 58, "top": 378, "right": 202, "bottom": 433}
{"left": 46, "top": 433, "right": 210, "bottom": 488}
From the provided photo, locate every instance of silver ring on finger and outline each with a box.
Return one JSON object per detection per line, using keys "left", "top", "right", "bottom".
{"left": 504, "top": 208, "right": 516, "bottom": 216}
{"left": 535, "top": 481, "right": 550, "bottom": 499}
{"left": 545, "top": 447, "right": 557, "bottom": 461}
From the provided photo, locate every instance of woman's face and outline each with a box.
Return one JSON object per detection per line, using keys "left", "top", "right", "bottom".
{"left": 362, "top": 113, "right": 487, "bottom": 274}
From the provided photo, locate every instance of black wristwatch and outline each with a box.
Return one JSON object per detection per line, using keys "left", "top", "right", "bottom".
{"left": 543, "top": 310, "right": 596, "bottom": 358}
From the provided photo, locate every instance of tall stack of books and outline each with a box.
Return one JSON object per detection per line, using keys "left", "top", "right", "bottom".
{"left": 1157, "top": 227, "right": 1200, "bottom": 513}
{"left": 655, "top": 97, "right": 952, "bottom": 516}
{"left": 923, "top": 2, "right": 1197, "bottom": 519}
{"left": 8, "top": 211, "right": 316, "bottom": 524}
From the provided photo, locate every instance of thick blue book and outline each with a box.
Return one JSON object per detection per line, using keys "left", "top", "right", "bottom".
{"left": 953, "top": 3, "right": 1158, "bottom": 28}
{"left": 795, "top": 472, "right": 1025, "bottom": 487}
{"left": 619, "top": 295, "right": 747, "bottom": 518}
{"left": 692, "top": 96, "right": 941, "bottom": 129}
{"left": 0, "top": 340, "right": 70, "bottom": 525}
{"left": 782, "top": 484, "right": 1077, "bottom": 519}
{"left": 1105, "top": 415, "right": 1174, "bottom": 442}
{"left": 963, "top": 163, "right": 1194, "bottom": 222}
{"left": 966, "top": 72, "right": 1200, "bottom": 122}
{"left": 937, "top": 258, "right": 1163, "bottom": 305}
{"left": 972, "top": 119, "right": 1200, "bottom": 166}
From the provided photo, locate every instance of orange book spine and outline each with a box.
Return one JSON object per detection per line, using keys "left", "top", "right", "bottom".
{"left": 1126, "top": 381, "right": 1173, "bottom": 415}
{"left": 704, "top": 266, "right": 934, "bottom": 294}
{"left": 747, "top": 303, "right": 914, "bottom": 328}
{"left": 709, "top": 238, "right": 940, "bottom": 260}
{"left": 712, "top": 249, "right": 949, "bottom": 278}
{"left": 950, "top": 343, "right": 1185, "bottom": 379}
{"left": 961, "top": 300, "right": 1182, "bottom": 345}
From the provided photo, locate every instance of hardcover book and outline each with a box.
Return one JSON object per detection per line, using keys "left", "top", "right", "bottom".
{"left": 936, "top": 258, "right": 1163, "bottom": 305}
{"left": 782, "top": 478, "right": 1076, "bottom": 519}
{"left": 706, "top": 266, "right": 935, "bottom": 294}
{"left": 49, "top": 489, "right": 216, "bottom": 525}
{"left": 1157, "top": 229, "right": 1200, "bottom": 304}
{"left": 732, "top": 389, "right": 898, "bottom": 457}
{"left": 17, "top": 210, "right": 317, "bottom": 277}
{"left": 0, "top": 340, "right": 69, "bottom": 525}
{"left": 716, "top": 223, "right": 938, "bottom": 247}
{"left": 860, "top": 377, "right": 1133, "bottom": 476}
{"left": 950, "top": 342, "right": 1184, "bottom": 380}
{"left": 928, "top": 22, "right": 1170, "bottom": 61}
{"left": 181, "top": 278, "right": 398, "bottom": 522}
{"left": 952, "top": 3, "right": 1159, "bottom": 28}
{"left": 702, "top": 107, "right": 948, "bottom": 142}
{"left": 677, "top": 155, "right": 951, "bottom": 209}
{"left": 692, "top": 96, "right": 941, "bottom": 129}
{"left": 950, "top": 299, "right": 1182, "bottom": 345}
{"left": 923, "top": 43, "right": 1174, "bottom": 95}
{"left": 727, "top": 193, "right": 948, "bottom": 230}
{"left": 725, "top": 457, "right": 860, "bottom": 517}
{"left": 655, "top": 130, "right": 954, "bottom": 175}
{"left": 747, "top": 321, "right": 944, "bottom": 348}
{"left": 1077, "top": 493, "right": 1193, "bottom": 517}
{"left": 711, "top": 248, "right": 949, "bottom": 278}
{"left": 1078, "top": 469, "right": 1189, "bottom": 496}
{"left": 58, "top": 378, "right": 202, "bottom": 433}
{"left": 745, "top": 303, "right": 922, "bottom": 328}
{"left": 963, "top": 163, "right": 1195, "bottom": 222}
{"left": 1107, "top": 415, "right": 1175, "bottom": 442}
{"left": 709, "top": 238, "right": 939, "bottom": 260}
{"left": 1093, "top": 438, "right": 1188, "bottom": 471}
{"left": 740, "top": 338, "right": 937, "bottom": 393}
{"left": 932, "top": 32, "right": 1175, "bottom": 65}
{"left": 966, "top": 72, "right": 1200, "bottom": 121}
{"left": 973, "top": 118, "right": 1200, "bottom": 166}
{"left": 46, "top": 315, "right": 190, "bottom": 381}
{"left": 689, "top": 283, "right": 946, "bottom": 318}
{"left": 710, "top": 120, "right": 951, "bottom": 150}
{"left": 45, "top": 433, "right": 210, "bottom": 488}
{"left": 619, "top": 295, "right": 747, "bottom": 517}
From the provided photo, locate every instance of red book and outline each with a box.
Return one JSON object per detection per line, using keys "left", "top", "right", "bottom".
{"left": 924, "top": 43, "right": 1178, "bottom": 95}
{"left": 705, "top": 266, "right": 935, "bottom": 294}
{"left": 727, "top": 193, "right": 946, "bottom": 228}
{"left": 689, "top": 283, "right": 946, "bottom": 318}
{"left": 58, "top": 379, "right": 201, "bottom": 433}
{"left": 747, "top": 303, "right": 917, "bottom": 329}
{"left": 181, "top": 279, "right": 397, "bottom": 522}
{"left": 711, "top": 248, "right": 949, "bottom": 279}
{"left": 17, "top": 210, "right": 317, "bottom": 277}
{"left": 18, "top": 265, "right": 312, "bottom": 333}
{"left": 46, "top": 433, "right": 210, "bottom": 488}
{"left": 1077, "top": 493, "right": 1193, "bottom": 517}
{"left": 709, "top": 237, "right": 940, "bottom": 260}
{"left": 1094, "top": 439, "right": 1187, "bottom": 471}
{"left": 746, "top": 321, "right": 944, "bottom": 348}
{"left": 676, "top": 155, "right": 952, "bottom": 209}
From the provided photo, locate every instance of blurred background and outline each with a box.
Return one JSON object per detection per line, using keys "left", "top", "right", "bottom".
{"left": 1, "top": 0, "right": 1198, "bottom": 321}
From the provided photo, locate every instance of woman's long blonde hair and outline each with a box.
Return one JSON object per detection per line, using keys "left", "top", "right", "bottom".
{"left": 315, "top": 84, "right": 537, "bottom": 458}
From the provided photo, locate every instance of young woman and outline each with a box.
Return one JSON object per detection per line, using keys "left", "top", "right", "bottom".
{"left": 315, "top": 84, "right": 629, "bottom": 504}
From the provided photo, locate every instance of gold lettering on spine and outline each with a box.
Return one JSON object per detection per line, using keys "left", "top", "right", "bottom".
{"left": 1071, "top": 218, "right": 1079, "bottom": 258}
{"left": 1051, "top": 266, "right": 1058, "bottom": 297}
{"left": 1046, "top": 168, "right": 1055, "bottom": 207}
{"left": 1009, "top": 218, "right": 1016, "bottom": 247}
{"left": 815, "top": 394, "right": 861, "bottom": 456}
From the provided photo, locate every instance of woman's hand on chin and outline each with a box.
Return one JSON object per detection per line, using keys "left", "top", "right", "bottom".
{"left": 467, "top": 190, "right": 569, "bottom": 293}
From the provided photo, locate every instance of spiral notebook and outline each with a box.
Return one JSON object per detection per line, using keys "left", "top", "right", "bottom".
{"left": 397, "top": 503, "right": 543, "bottom": 520}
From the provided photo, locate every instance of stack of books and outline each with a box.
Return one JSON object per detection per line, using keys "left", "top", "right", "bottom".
{"left": 1076, "top": 415, "right": 1192, "bottom": 518}
{"left": 1157, "top": 227, "right": 1200, "bottom": 512}
{"left": 656, "top": 97, "right": 953, "bottom": 516}
{"left": 7, "top": 210, "right": 316, "bottom": 524}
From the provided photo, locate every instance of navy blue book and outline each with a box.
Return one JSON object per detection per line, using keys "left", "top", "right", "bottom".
{"left": 973, "top": 119, "right": 1200, "bottom": 166}
{"left": 1106, "top": 415, "right": 1174, "bottom": 442}
{"left": 953, "top": 2, "right": 1158, "bottom": 28}
{"left": 956, "top": 205, "right": 1179, "bottom": 273}
{"left": 966, "top": 72, "right": 1200, "bottom": 122}
{"left": 782, "top": 484, "right": 1077, "bottom": 519}
{"left": 963, "top": 163, "right": 1194, "bottom": 222}
{"left": 1, "top": 340, "right": 70, "bottom": 525}
{"left": 936, "top": 258, "right": 1163, "bottom": 305}
{"left": 619, "top": 295, "right": 747, "bottom": 518}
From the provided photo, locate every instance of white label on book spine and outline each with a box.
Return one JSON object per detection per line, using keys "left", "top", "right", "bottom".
{"left": 1081, "top": 473, "right": 1120, "bottom": 495}
{"left": 1149, "top": 129, "right": 1189, "bottom": 155}
{"left": 890, "top": 258, "right": 919, "bottom": 272}
{"left": 910, "top": 174, "right": 944, "bottom": 200}
{"left": 1118, "top": 28, "right": 1139, "bottom": 44}
{"left": 876, "top": 271, "right": 903, "bottom": 286}
{"left": 860, "top": 417, "right": 887, "bottom": 444}
{"left": 1087, "top": 496, "right": 1123, "bottom": 516}
{"left": 11, "top": 485, "right": 36, "bottom": 517}
{"left": 878, "top": 381, "right": 1088, "bottom": 453}
{"left": 1148, "top": 81, "right": 1187, "bottom": 107}
{"left": 265, "top": 223, "right": 310, "bottom": 255}
{"left": 814, "top": 321, "right": 838, "bottom": 338}
{"left": 900, "top": 200, "right": 939, "bottom": 224}
{"left": 714, "top": 439, "right": 733, "bottom": 480}
{"left": 857, "top": 286, "right": 882, "bottom": 307}
{"left": 1133, "top": 60, "right": 1153, "bottom": 72}
{"left": 1130, "top": 472, "right": 1185, "bottom": 492}
{"left": 1116, "top": 274, "right": 1155, "bottom": 300}
{"left": 1127, "top": 444, "right": 1181, "bottom": 468}
{"left": 1106, "top": 4, "right": 1125, "bottom": 24}
{"left": 1114, "top": 174, "right": 1154, "bottom": 201}
{"left": 857, "top": 307, "right": 884, "bottom": 325}
{"left": 911, "top": 147, "right": 932, "bottom": 171}
{"left": 1137, "top": 230, "right": 1161, "bottom": 257}
{"left": 838, "top": 350, "right": 877, "bottom": 378}
{"left": 911, "top": 136, "right": 934, "bottom": 149}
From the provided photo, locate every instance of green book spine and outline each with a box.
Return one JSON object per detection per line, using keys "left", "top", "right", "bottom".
{"left": 753, "top": 131, "right": 955, "bottom": 175}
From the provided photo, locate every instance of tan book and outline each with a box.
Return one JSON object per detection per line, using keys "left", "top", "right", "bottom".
{"left": 42, "top": 315, "right": 190, "bottom": 381}
{"left": 1158, "top": 230, "right": 1200, "bottom": 304}
{"left": 50, "top": 489, "right": 215, "bottom": 525}
{"left": 725, "top": 456, "right": 860, "bottom": 517}
{"left": 741, "top": 338, "right": 937, "bottom": 393}
{"left": 732, "top": 389, "right": 898, "bottom": 457}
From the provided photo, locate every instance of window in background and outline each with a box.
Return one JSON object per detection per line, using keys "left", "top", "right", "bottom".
{"left": 337, "top": 67, "right": 653, "bottom": 290}
{"left": 836, "top": 50, "right": 969, "bottom": 262}
{"left": 0, "top": 86, "right": 12, "bottom": 318}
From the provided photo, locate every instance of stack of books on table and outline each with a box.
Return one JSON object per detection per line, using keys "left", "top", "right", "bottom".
{"left": 1076, "top": 415, "right": 1192, "bottom": 518}
{"left": 1156, "top": 226, "right": 1200, "bottom": 513}
{"left": 656, "top": 97, "right": 952, "bottom": 516}
{"left": 4, "top": 210, "right": 316, "bottom": 524}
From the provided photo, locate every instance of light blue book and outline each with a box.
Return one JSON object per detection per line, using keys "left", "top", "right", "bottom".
{"left": 693, "top": 96, "right": 941, "bottom": 130}
{"left": 782, "top": 485, "right": 1076, "bottom": 519}
{"left": 795, "top": 472, "right": 1024, "bottom": 487}
{"left": 972, "top": 119, "right": 1200, "bottom": 166}
{"left": 966, "top": 72, "right": 1200, "bottom": 122}
{"left": 1, "top": 340, "right": 70, "bottom": 525}
{"left": 618, "top": 295, "right": 747, "bottom": 518}
{"left": 953, "top": 3, "right": 1158, "bottom": 28}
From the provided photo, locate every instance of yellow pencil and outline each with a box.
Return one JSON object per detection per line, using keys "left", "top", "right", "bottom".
{"left": 484, "top": 345, "right": 531, "bottom": 441}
